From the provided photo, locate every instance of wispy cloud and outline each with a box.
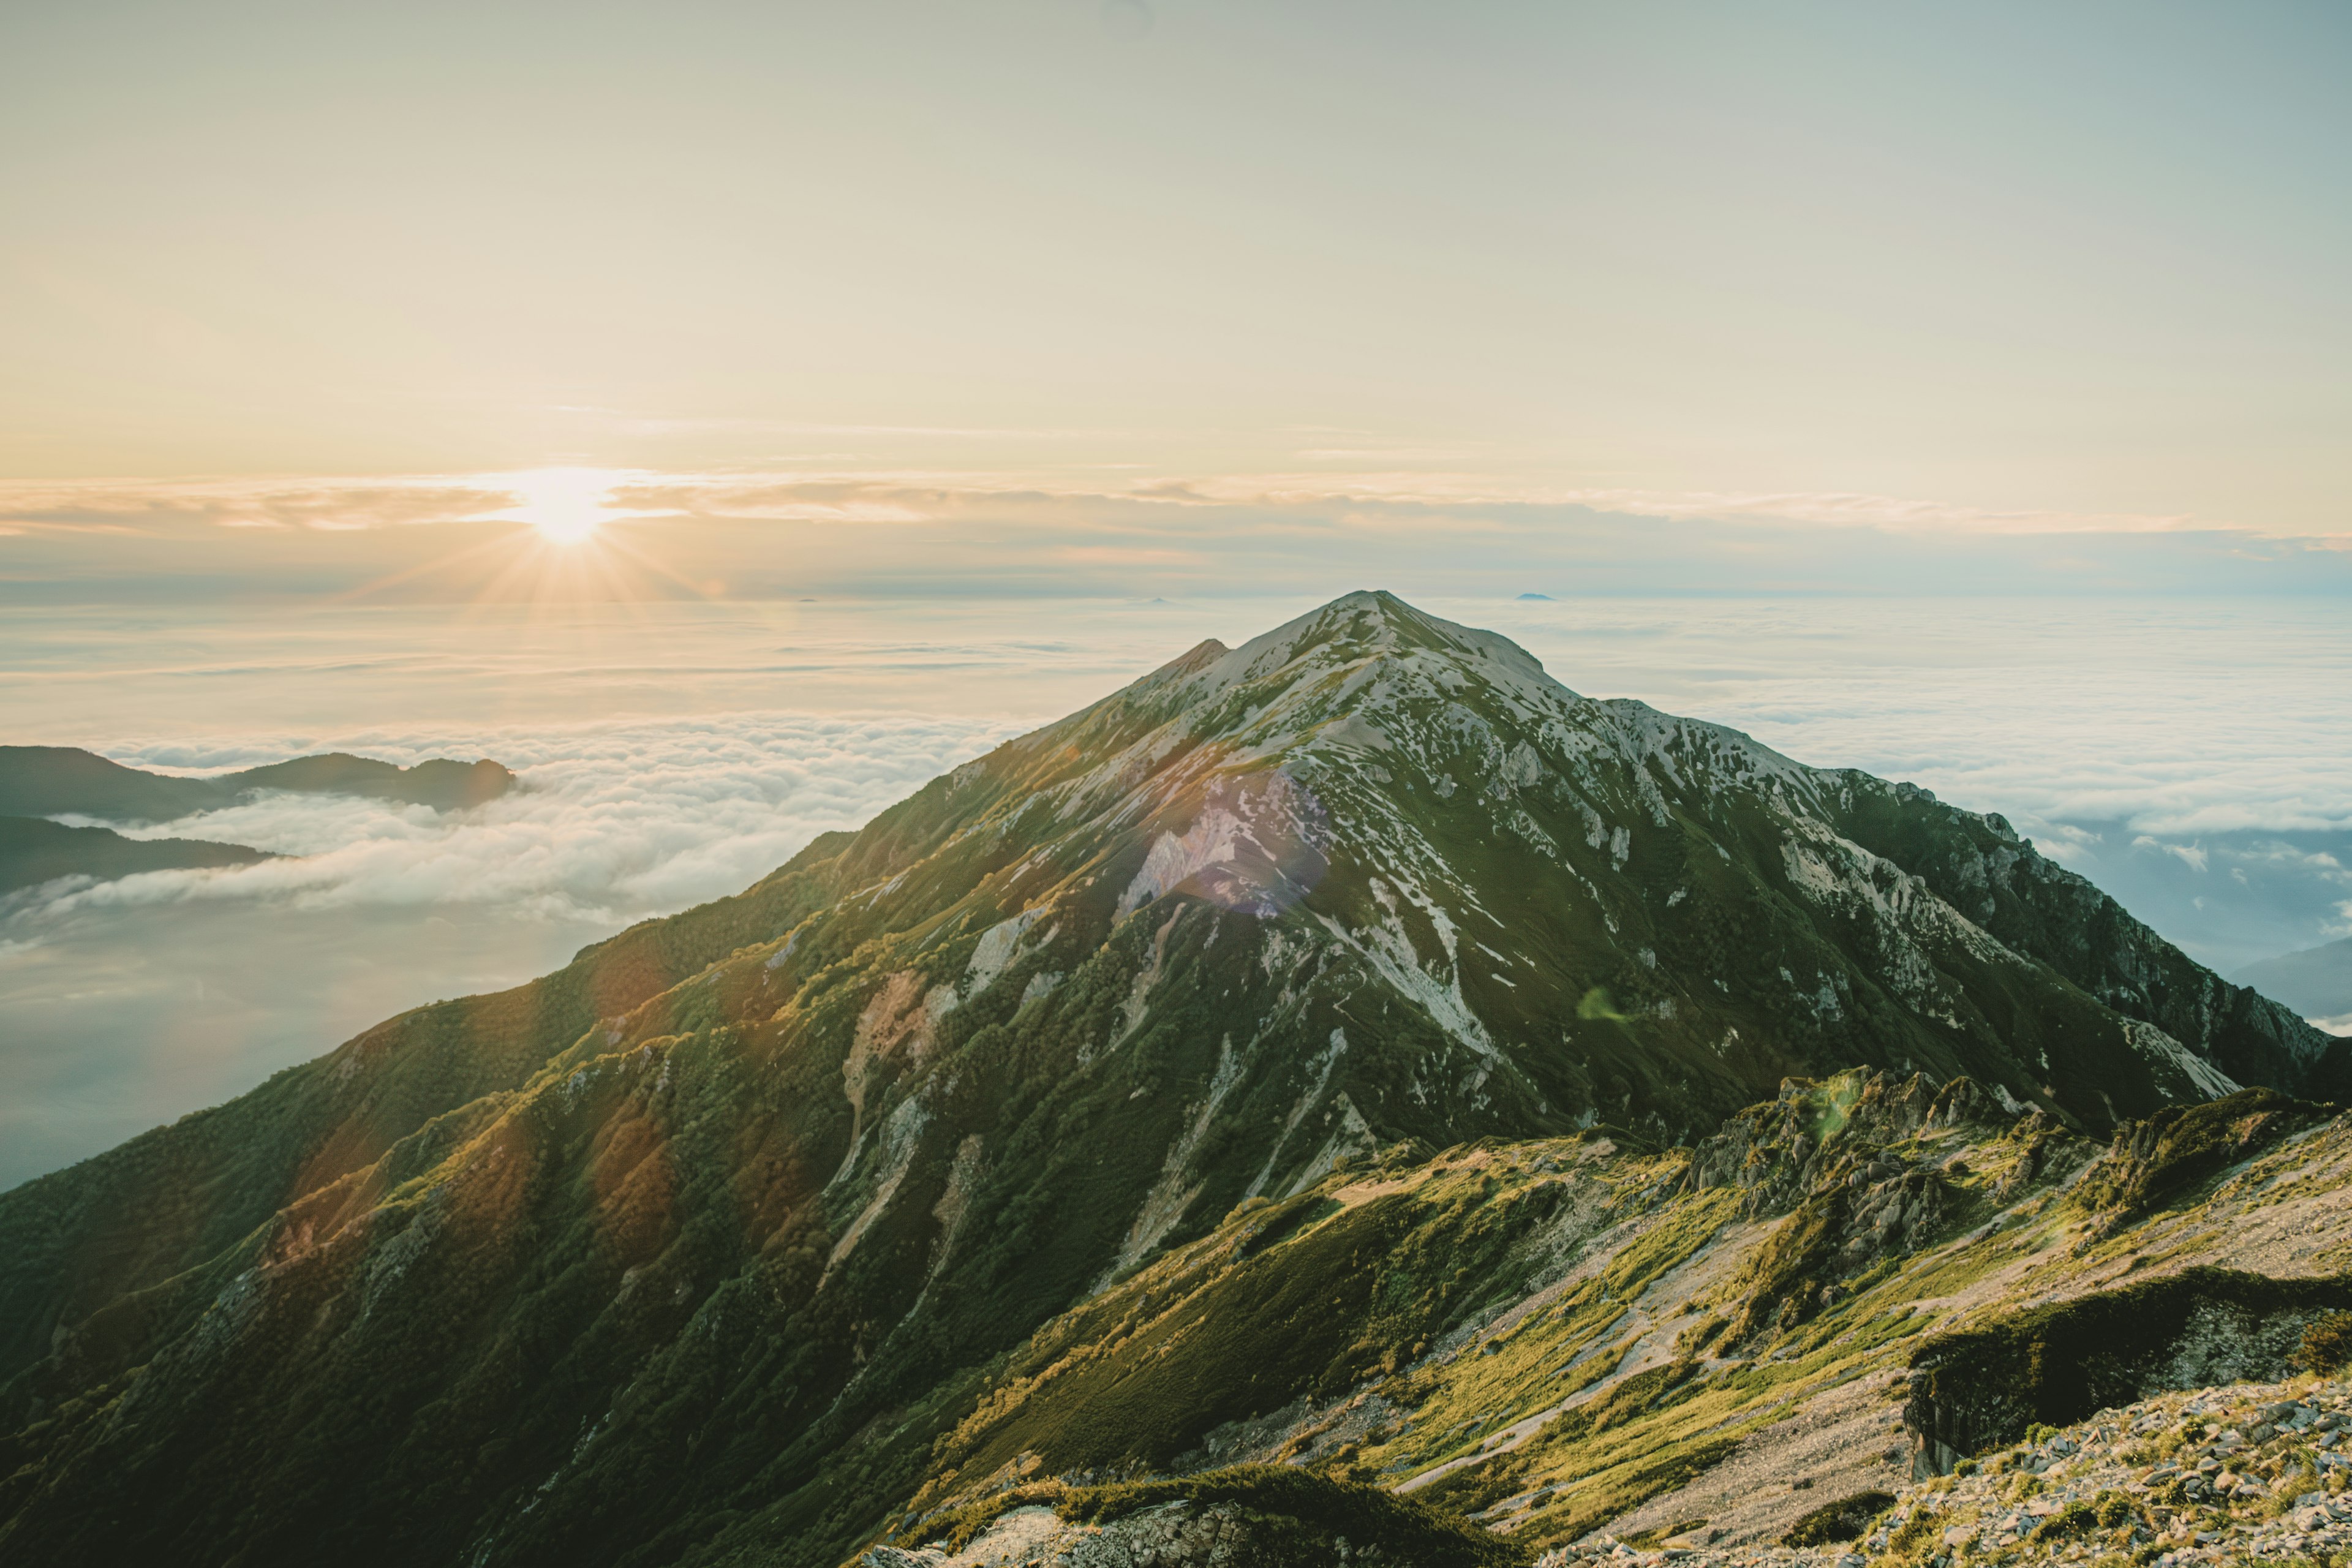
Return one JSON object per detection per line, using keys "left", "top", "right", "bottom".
{"left": 6, "top": 469, "right": 2345, "bottom": 546}
{"left": 0, "top": 475, "right": 526, "bottom": 533}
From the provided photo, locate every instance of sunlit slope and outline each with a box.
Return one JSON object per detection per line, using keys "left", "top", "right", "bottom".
{"left": 0, "top": 591, "right": 2334, "bottom": 1568}
{"left": 891, "top": 1077, "right": 2352, "bottom": 1560}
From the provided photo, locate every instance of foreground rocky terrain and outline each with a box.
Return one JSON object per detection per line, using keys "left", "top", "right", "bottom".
{"left": 1545, "top": 1375, "right": 2352, "bottom": 1568}
{"left": 868, "top": 1364, "right": 2352, "bottom": 1568}
{"left": 1, "top": 594, "right": 2340, "bottom": 1568}
{"left": 855, "top": 1079, "right": 2352, "bottom": 1567}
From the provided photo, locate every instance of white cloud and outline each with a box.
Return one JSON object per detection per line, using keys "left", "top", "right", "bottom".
{"left": 2133, "top": 837, "right": 2209, "bottom": 873}
{"left": 29, "top": 712, "right": 1029, "bottom": 925}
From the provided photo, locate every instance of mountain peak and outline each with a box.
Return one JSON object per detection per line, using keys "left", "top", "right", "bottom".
{"left": 1254, "top": 589, "right": 1528, "bottom": 663}
{"left": 1109, "top": 590, "right": 1559, "bottom": 748}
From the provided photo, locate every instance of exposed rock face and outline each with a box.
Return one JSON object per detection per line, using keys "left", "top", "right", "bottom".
{"left": 0, "top": 593, "right": 2337, "bottom": 1568}
{"left": 1903, "top": 1268, "right": 2352, "bottom": 1476}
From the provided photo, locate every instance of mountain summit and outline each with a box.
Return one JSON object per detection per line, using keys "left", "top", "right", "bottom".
{"left": 0, "top": 592, "right": 2335, "bottom": 1568}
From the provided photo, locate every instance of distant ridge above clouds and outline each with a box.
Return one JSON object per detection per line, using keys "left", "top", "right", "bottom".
{"left": 0, "top": 816, "right": 273, "bottom": 897}
{"left": 0, "top": 746, "right": 514, "bottom": 824}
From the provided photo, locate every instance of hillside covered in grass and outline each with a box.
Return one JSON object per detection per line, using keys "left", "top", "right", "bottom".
{"left": 875, "top": 1074, "right": 2352, "bottom": 1561}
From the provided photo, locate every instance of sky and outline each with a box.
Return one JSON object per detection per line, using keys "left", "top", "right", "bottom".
{"left": 2, "top": 1, "right": 2348, "bottom": 545}
{"left": 1, "top": 4, "right": 2348, "bottom": 1185}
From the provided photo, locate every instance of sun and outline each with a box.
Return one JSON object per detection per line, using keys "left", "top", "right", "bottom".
{"left": 503, "top": 467, "right": 622, "bottom": 545}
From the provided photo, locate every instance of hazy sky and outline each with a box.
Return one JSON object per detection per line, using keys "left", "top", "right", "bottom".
{"left": 4, "top": 1, "right": 2348, "bottom": 547}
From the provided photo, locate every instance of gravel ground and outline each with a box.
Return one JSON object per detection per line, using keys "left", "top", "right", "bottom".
{"left": 1540, "top": 1376, "right": 2352, "bottom": 1568}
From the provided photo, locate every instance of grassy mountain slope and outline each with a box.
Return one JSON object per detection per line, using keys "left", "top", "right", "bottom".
{"left": 882, "top": 1077, "right": 2352, "bottom": 1561}
{"left": 0, "top": 592, "right": 2331, "bottom": 1568}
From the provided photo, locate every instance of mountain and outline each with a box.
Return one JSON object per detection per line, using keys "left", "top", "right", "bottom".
{"left": 2238, "top": 936, "right": 2352, "bottom": 1030}
{"left": 0, "top": 815, "right": 275, "bottom": 896}
{"left": 0, "top": 592, "right": 2338, "bottom": 1568}
{"left": 0, "top": 747, "right": 518, "bottom": 823}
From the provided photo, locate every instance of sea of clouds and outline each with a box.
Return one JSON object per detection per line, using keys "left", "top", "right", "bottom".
{"left": 0, "top": 708, "right": 1032, "bottom": 1189}
{"left": 66, "top": 712, "right": 1033, "bottom": 923}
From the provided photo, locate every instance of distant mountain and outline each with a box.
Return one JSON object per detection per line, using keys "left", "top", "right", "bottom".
{"left": 0, "top": 747, "right": 217, "bottom": 822}
{"left": 0, "top": 747, "right": 517, "bottom": 823}
{"left": 2238, "top": 935, "right": 2352, "bottom": 1028}
{"left": 224, "top": 753, "right": 517, "bottom": 812}
{"left": 0, "top": 815, "right": 276, "bottom": 895}
{"left": 0, "top": 592, "right": 2338, "bottom": 1568}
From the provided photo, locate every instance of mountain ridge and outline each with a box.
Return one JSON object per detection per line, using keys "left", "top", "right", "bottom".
{"left": 0, "top": 815, "right": 277, "bottom": 895}
{"left": 0, "top": 745, "right": 519, "bottom": 823}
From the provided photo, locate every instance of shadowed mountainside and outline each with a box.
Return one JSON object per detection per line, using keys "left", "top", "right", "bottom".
{"left": 0, "top": 815, "right": 275, "bottom": 895}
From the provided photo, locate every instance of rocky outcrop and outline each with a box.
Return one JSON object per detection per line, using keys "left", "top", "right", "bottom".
{"left": 1686, "top": 1072, "right": 1970, "bottom": 1339}
{"left": 2074, "top": 1088, "right": 2333, "bottom": 1233}
{"left": 1904, "top": 1267, "right": 2352, "bottom": 1476}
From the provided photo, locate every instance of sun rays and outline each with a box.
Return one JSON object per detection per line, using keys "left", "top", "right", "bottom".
{"left": 325, "top": 468, "right": 718, "bottom": 622}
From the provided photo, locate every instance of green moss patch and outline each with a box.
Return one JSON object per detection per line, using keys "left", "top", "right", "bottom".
{"left": 2075, "top": 1089, "right": 2330, "bottom": 1225}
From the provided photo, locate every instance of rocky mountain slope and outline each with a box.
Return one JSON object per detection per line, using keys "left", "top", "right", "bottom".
{"left": 1535, "top": 1373, "right": 2352, "bottom": 1568}
{"left": 0, "top": 592, "right": 2335, "bottom": 1568}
